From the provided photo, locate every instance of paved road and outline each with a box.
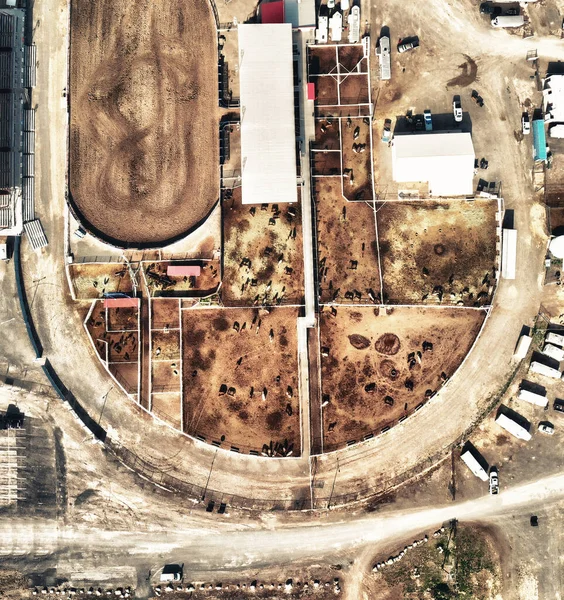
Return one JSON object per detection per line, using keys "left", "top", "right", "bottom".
{"left": 5, "top": 0, "right": 559, "bottom": 506}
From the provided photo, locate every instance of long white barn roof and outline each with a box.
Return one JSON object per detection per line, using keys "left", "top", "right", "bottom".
{"left": 238, "top": 24, "right": 297, "bottom": 205}
{"left": 392, "top": 132, "right": 475, "bottom": 197}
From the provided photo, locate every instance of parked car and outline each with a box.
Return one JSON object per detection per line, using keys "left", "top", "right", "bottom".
{"left": 538, "top": 421, "right": 555, "bottom": 435}
{"left": 453, "top": 96, "right": 463, "bottom": 122}
{"left": 74, "top": 226, "right": 87, "bottom": 239}
{"left": 381, "top": 118, "right": 392, "bottom": 143}
{"left": 489, "top": 468, "right": 499, "bottom": 495}
{"left": 522, "top": 112, "right": 530, "bottom": 135}
{"left": 397, "top": 37, "right": 419, "bottom": 53}
{"left": 423, "top": 109, "right": 433, "bottom": 131}
{"left": 480, "top": 2, "right": 501, "bottom": 15}
{"left": 554, "top": 399, "right": 564, "bottom": 413}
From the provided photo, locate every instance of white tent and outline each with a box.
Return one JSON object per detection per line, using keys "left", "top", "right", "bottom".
{"left": 238, "top": 24, "right": 297, "bottom": 205}
{"left": 392, "top": 132, "right": 475, "bottom": 197}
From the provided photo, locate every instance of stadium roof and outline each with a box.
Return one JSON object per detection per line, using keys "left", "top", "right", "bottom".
{"left": 238, "top": 24, "right": 297, "bottom": 205}
{"left": 392, "top": 132, "right": 475, "bottom": 197}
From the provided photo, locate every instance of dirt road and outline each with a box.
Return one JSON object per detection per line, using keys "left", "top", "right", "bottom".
{"left": 1, "top": 472, "right": 564, "bottom": 598}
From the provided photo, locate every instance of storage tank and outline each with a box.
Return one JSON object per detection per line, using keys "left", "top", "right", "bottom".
{"left": 517, "top": 388, "right": 548, "bottom": 408}
{"left": 496, "top": 413, "right": 532, "bottom": 441}
{"left": 529, "top": 361, "right": 561, "bottom": 379}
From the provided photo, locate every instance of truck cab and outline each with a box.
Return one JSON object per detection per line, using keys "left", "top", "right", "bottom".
{"left": 160, "top": 564, "right": 183, "bottom": 583}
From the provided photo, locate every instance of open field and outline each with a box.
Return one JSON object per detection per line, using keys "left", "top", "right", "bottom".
{"left": 377, "top": 200, "right": 498, "bottom": 305}
{"left": 69, "top": 263, "right": 134, "bottom": 299}
{"left": 181, "top": 308, "right": 300, "bottom": 454}
{"left": 368, "top": 524, "right": 501, "bottom": 600}
{"left": 320, "top": 306, "right": 485, "bottom": 450}
{"left": 222, "top": 188, "right": 304, "bottom": 306}
{"left": 314, "top": 178, "right": 380, "bottom": 303}
{"left": 69, "top": 0, "right": 218, "bottom": 246}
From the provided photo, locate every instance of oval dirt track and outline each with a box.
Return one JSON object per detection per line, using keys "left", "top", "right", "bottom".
{"left": 69, "top": 0, "right": 218, "bottom": 247}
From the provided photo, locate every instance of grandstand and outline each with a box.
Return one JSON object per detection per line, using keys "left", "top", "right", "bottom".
{"left": 0, "top": 8, "right": 37, "bottom": 240}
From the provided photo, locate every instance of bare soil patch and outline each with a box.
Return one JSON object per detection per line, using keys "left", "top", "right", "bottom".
{"left": 69, "top": 0, "right": 218, "bottom": 246}
{"left": 222, "top": 188, "right": 304, "bottom": 306}
{"left": 69, "top": 263, "right": 134, "bottom": 300}
{"left": 377, "top": 200, "right": 498, "bottom": 305}
{"left": 309, "top": 46, "right": 337, "bottom": 76}
{"left": 151, "top": 392, "right": 181, "bottom": 428}
{"left": 320, "top": 306, "right": 485, "bottom": 450}
{"left": 339, "top": 75, "right": 370, "bottom": 105}
{"left": 314, "top": 178, "right": 380, "bottom": 303}
{"left": 341, "top": 118, "right": 372, "bottom": 201}
{"left": 181, "top": 307, "right": 300, "bottom": 455}
{"left": 151, "top": 298, "right": 180, "bottom": 329}
{"left": 338, "top": 45, "right": 364, "bottom": 72}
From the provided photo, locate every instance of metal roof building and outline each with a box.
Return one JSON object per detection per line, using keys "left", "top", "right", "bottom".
{"left": 238, "top": 24, "right": 297, "bottom": 205}
{"left": 392, "top": 132, "right": 475, "bottom": 197}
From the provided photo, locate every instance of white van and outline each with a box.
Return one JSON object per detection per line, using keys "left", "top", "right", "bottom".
{"left": 491, "top": 15, "right": 525, "bottom": 27}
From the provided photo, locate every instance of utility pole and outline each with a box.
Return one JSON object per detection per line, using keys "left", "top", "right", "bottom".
{"left": 201, "top": 448, "right": 218, "bottom": 502}
{"left": 327, "top": 458, "right": 340, "bottom": 509}
{"left": 98, "top": 386, "right": 114, "bottom": 425}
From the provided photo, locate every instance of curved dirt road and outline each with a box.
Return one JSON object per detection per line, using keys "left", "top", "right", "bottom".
{"left": 19, "top": 0, "right": 555, "bottom": 506}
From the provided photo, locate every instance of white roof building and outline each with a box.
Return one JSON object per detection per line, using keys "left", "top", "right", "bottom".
{"left": 284, "top": 0, "right": 315, "bottom": 28}
{"left": 238, "top": 24, "right": 297, "bottom": 205}
{"left": 543, "top": 74, "right": 564, "bottom": 124}
{"left": 392, "top": 132, "right": 475, "bottom": 197}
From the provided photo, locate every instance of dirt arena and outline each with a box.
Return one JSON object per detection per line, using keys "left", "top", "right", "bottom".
{"left": 320, "top": 306, "right": 485, "bottom": 450}
{"left": 69, "top": 0, "right": 219, "bottom": 246}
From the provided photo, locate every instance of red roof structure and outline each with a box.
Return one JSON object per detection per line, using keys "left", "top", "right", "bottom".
{"left": 167, "top": 265, "right": 201, "bottom": 277}
{"left": 260, "top": 0, "right": 284, "bottom": 24}
{"left": 307, "top": 82, "right": 316, "bottom": 101}
{"left": 104, "top": 297, "right": 138, "bottom": 309}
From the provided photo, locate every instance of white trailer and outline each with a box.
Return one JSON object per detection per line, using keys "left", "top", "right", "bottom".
{"left": 376, "top": 36, "right": 391, "bottom": 81}
{"left": 460, "top": 448, "right": 488, "bottom": 481}
{"left": 496, "top": 413, "right": 532, "bottom": 441}
{"left": 347, "top": 6, "right": 360, "bottom": 43}
{"left": 491, "top": 15, "right": 525, "bottom": 28}
{"left": 501, "top": 229, "right": 517, "bottom": 280}
{"left": 542, "top": 343, "right": 564, "bottom": 362}
{"left": 514, "top": 334, "right": 532, "bottom": 360}
{"left": 546, "top": 332, "right": 564, "bottom": 348}
{"left": 529, "top": 361, "right": 561, "bottom": 379}
{"left": 329, "top": 11, "right": 342, "bottom": 42}
{"left": 517, "top": 388, "right": 549, "bottom": 408}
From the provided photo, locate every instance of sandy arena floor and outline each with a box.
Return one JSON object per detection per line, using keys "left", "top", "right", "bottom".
{"left": 69, "top": 0, "right": 219, "bottom": 246}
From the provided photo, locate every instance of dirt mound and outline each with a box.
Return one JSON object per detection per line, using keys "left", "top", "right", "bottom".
{"left": 379, "top": 359, "right": 400, "bottom": 381}
{"left": 348, "top": 334, "right": 371, "bottom": 349}
{"left": 375, "top": 333, "right": 401, "bottom": 355}
{"left": 446, "top": 54, "right": 478, "bottom": 88}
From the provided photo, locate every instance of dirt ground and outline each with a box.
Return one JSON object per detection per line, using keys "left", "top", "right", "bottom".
{"left": 69, "top": 263, "right": 134, "bottom": 299}
{"left": 143, "top": 261, "right": 220, "bottom": 297}
{"left": 181, "top": 307, "right": 300, "bottom": 455}
{"left": 85, "top": 302, "right": 140, "bottom": 395}
{"left": 366, "top": 524, "right": 501, "bottom": 600}
{"left": 545, "top": 150, "right": 564, "bottom": 207}
{"left": 222, "top": 188, "right": 304, "bottom": 306}
{"left": 69, "top": 0, "right": 219, "bottom": 246}
{"left": 314, "top": 178, "right": 380, "bottom": 303}
{"left": 377, "top": 200, "right": 498, "bottom": 305}
{"left": 151, "top": 298, "right": 181, "bottom": 329}
{"left": 341, "top": 118, "right": 373, "bottom": 201}
{"left": 320, "top": 306, "right": 485, "bottom": 450}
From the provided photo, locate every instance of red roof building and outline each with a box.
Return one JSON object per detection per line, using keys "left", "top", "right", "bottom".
{"left": 260, "top": 0, "right": 284, "bottom": 24}
{"left": 167, "top": 265, "right": 201, "bottom": 277}
{"left": 103, "top": 297, "right": 138, "bottom": 309}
